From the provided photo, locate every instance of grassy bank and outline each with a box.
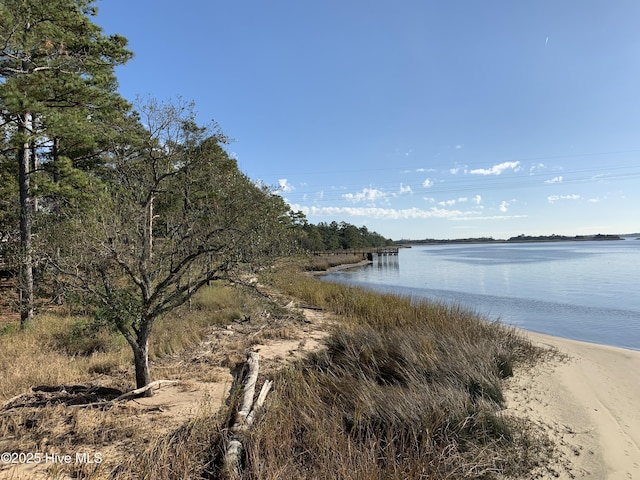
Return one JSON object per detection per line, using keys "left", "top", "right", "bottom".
{"left": 0, "top": 264, "right": 553, "bottom": 479}
{"left": 237, "top": 274, "right": 548, "bottom": 479}
{"left": 121, "top": 268, "right": 551, "bottom": 479}
{"left": 0, "top": 283, "right": 277, "bottom": 479}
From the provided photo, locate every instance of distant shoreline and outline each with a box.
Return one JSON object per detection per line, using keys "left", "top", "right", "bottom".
{"left": 306, "top": 259, "right": 372, "bottom": 276}
{"left": 399, "top": 233, "right": 628, "bottom": 246}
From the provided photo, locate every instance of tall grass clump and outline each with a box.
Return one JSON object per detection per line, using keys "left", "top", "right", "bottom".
{"left": 0, "top": 314, "right": 130, "bottom": 401}
{"left": 0, "top": 283, "right": 254, "bottom": 401}
{"left": 113, "top": 400, "right": 227, "bottom": 480}
{"left": 151, "top": 282, "right": 267, "bottom": 358}
{"left": 230, "top": 274, "right": 548, "bottom": 479}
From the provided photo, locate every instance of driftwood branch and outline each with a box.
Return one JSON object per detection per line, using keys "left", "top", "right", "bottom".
{"left": 245, "top": 379, "right": 272, "bottom": 426}
{"left": 69, "top": 380, "right": 179, "bottom": 409}
{"left": 224, "top": 352, "right": 273, "bottom": 479}
{"left": 1, "top": 380, "right": 179, "bottom": 413}
{"left": 232, "top": 351, "right": 260, "bottom": 430}
{"left": 224, "top": 439, "right": 244, "bottom": 480}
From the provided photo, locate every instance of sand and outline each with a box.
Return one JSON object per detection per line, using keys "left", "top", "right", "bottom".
{"left": 504, "top": 331, "right": 640, "bottom": 479}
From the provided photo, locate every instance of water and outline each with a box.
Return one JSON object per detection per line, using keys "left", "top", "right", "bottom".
{"left": 322, "top": 239, "right": 640, "bottom": 351}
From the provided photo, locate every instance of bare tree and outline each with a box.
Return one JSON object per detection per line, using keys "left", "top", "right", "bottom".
{"left": 49, "top": 99, "right": 292, "bottom": 394}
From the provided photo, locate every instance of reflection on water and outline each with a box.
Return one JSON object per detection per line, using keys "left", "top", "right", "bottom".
{"left": 325, "top": 241, "right": 640, "bottom": 351}
{"left": 371, "top": 253, "right": 400, "bottom": 270}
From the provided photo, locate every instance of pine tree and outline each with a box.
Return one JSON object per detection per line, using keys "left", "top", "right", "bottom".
{"left": 0, "top": 0, "right": 132, "bottom": 326}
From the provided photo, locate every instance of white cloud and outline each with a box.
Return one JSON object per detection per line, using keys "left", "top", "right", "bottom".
{"left": 342, "top": 187, "right": 387, "bottom": 204}
{"left": 455, "top": 144, "right": 463, "bottom": 149}
{"left": 470, "top": 161, "right": 521, "bottom": 176}
{"left": 416, "top": 168, "right": 425, "bottom": 172}
{"left": 277, "top": 178, "right": 294, "bottom": 192}
{"left": 449, "top": 164, "right": 468, "bottom": 175}
{"left": 458, "top": 197, "right": 468, "bottom": 203}
{"left": 423, "top": 178, "right": 434, "bottom": 188}
{"left": 544, "top": 176, "right": 563, "bottom": 184}
{"left": 588, "top": 197, "right": 601, "bottom": 203}
{"left": 529, "top": 163, "right": 546, "bottom": 174}
{"left": 398, "top": 183, "right": 413, "bottom": 195}
{"left": 499, "top": 201, "right": 509, "bottom": 213}
{"left": 547, "top": 194, "right": 582, "bottom": 203}
{"left": 438, "top": 199, "right": 457, "bottom": 207}
{"left": 451, "top": 214, "right": 528, "bottom": 221}
{"left": 472, "top": 195, "right": 482, "bottom": 205}
{"left": 288, "top": 204, "right": 478, "bottom": 220}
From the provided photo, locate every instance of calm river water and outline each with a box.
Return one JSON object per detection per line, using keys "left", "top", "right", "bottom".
{"left": 323, "top": 239, "right": 640, "bottom": 351}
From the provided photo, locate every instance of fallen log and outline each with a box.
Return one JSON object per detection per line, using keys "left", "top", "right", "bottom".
{"left": 232, "top": 352, "right": 260, "bottom": 429}
{"left": 245, "top": 379, "right": 272, "bottom": 426}
{"left": 223, "top": 352, "right": 273, "bottom": 479}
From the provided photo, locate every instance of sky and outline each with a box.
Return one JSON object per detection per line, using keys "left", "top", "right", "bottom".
{"left": 94, "top": 0, "right": 640, "bottom": 240}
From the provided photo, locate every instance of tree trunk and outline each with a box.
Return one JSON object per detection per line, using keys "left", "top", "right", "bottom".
{"left": 30, "top": 141, "right": 38, "bottom": 212}
{"left": 131, "top": 335, "right": 153, "bottom": 396}
{"left": 18, "top": 113, "right": 34, "bottom": 328}
{"left": 51, "top": 138, "right": 63, "bottom": 305}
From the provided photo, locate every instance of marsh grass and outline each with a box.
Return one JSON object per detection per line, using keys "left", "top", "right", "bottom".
{"left": 90, "top": 269, "right": 551, "bottom": 480}
{"left": 0, "top": 268, "right": 553, "bottom": 479}
{"left": 219, "top": 273, "right": 550, "bottom": 479}
{"left": 305, "top": 253, "right": 366, "bottom": 271}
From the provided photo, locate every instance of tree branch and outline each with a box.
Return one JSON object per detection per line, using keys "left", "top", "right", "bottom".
{"left": 69, "top": 380, "right": 179, "bottom": 409}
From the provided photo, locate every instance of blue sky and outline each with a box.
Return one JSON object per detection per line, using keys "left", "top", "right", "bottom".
{"left": 95, "top": 0, "right": 640, "bottom": 240}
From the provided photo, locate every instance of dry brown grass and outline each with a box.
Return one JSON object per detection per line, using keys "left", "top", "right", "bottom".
{"left": 0, "top": 283, "right": 257, "bottom": 402}
{"left": 0, "top": 281, "right": 314, "bottom": 479}
{"left": 112, "top": 400, "right": 227, "bottom": 480}
{"left": 221, "top": 273, "right": 552, "bottom": 479}
{"left": 0, "top": 268, "right": 554, "bottom": 479}
{"left": 0, "top": 314, "right": 128, "bottom": 402}
{"left": 0, "top": 284, "right": 257, "bottom": 476}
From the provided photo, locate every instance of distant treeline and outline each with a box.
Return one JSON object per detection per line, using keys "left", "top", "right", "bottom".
{"left": 506, "top": 233, "right": 623, "bottom": 242}
{"left": 399, "top": 233, "right": 623, "bottom": 245}
{"left": 399, "top": 237, "right": 500, "bottom": 245}
{"left": 292, "top": 219, "right": 393, "bottom": 251}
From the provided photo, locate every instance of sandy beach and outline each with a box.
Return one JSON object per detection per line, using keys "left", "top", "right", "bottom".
{"left": 504, "top": 331, "right": 640, "bottom": 479}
